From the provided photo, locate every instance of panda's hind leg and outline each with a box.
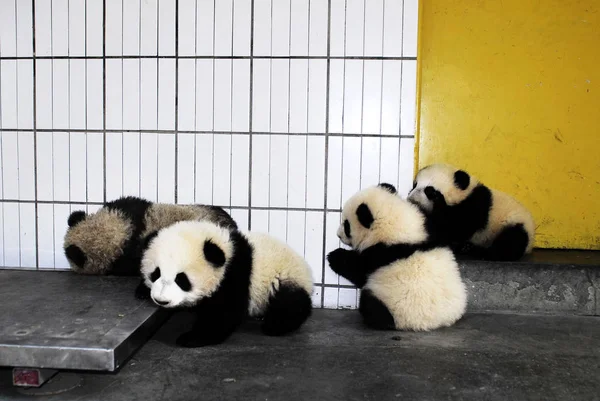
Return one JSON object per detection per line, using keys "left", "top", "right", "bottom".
{"left": 359, "top": 289, "right": 396, "bottom": 330}
{"left": 485, "top": 223, "right": 529, "bottom": 261}
{"left": 261, "top": 283, "right": 312, "bottom": 336}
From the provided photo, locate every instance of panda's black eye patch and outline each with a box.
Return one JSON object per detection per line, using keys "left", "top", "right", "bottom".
{"left": 343, "top": 220, "right": 351, "bottom": 238}
{"left": 150, "top": 267, "right": 161, "bottom": 282}
{"left": 424, "top": 186, "right": 438, "bottom": 200}
{"left": 175, "top": 272, "right": 192, "bottom": 292}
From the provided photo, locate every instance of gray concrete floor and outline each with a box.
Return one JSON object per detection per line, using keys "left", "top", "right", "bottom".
{"left": 1, "top": 309, "right": 599, "bottom": 401}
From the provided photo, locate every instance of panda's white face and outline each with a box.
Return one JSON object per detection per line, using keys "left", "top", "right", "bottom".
{"left": 337, "top": 184, "right": 428, "bottom": 251}
{"left": 337, "top": 189, "right": 376, "bottom": 249}
{"left": 141, "top": 220, "right": 233, "bottom": 308}
{"left": 145, "top": 266, "right": 193, "bottom": 308}
{"left": 407, "top": 163, "right": 476, "bottom": 213}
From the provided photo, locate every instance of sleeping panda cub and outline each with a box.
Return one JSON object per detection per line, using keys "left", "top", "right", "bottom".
{"left": 407, "top": 163, "right": 535, "bottom": 261}
{"left": 138, "top": 220, "right": 313, "bottom": 347}
{"left": 327, "top": 183, "right": 467, "bottom": 332}
{"left": 64, "top": 196, "right": 237, "bottom": 276}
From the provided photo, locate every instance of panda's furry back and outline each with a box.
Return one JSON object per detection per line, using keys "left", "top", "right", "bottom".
{"left": 141, "top": 204, "right": 238, "bottom": 238}
{"left": 244, "top": 232, "right": 314, "bottom": 317}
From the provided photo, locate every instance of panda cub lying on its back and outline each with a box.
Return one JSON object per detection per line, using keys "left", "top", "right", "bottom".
{"left": 327, "top": 183, "right": 467, "bottom": 332}
{"left": 407, "top": 163, "right": 536, "bottom": 261}
{"left": 137, "top": 220, "right": 314, "bottom": 347}
{"left": 63, "top": 196, "right": 237, "bottom": 276}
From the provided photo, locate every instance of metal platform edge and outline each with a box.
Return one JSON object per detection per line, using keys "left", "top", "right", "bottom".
{"left": 0, "top": 307, "right": 171, "bottom": 373}
{"left": 111, "top": 308, "right": 171, "bottom": 371}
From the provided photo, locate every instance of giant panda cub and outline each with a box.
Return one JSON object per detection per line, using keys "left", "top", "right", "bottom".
{"left": 138, "top": 220, "right": 314, "bottom": 347}
{"left": 63, "top": 196, "right": 237, "bottom": 276}
{"left": 327, "top": 183, "right": 467, "bottom": 332}
{"left": 407, "top": 163, "right": 536, "bottom": 261}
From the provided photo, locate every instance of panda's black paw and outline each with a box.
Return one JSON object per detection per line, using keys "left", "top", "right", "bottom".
{"left": 457, "top": 242, "right": 475, "bottom": 254}
{"left": 134, "top": 281, "right": 151, "bottom": 300}
{"left": 453, "top": 242, "right": 486, "bottom": 259}
{"left": 327, "top": 248, "right": 353, "bottom": 273}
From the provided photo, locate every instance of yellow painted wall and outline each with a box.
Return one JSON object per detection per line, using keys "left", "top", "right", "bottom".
{"left": 415, "top": 0, "right": 600, "bottom": 250}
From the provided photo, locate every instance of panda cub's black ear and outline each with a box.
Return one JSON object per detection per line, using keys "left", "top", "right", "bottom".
{"left": 142, "top": 231, "right": 159, "bottom": 251}
{"left": 454, "top": 170, "right": 470, "bottom": 190}
{"left": 356, "top": 203, "right": 374, "bottom": 229}
{"left": 204, "top": 240, "right": 226, "bottom": 268}
{"left": 378, "top": 183, "right": 397, "bottom": 194}
{"left": 68, "top": 211, "right": 87, "bottom": 227}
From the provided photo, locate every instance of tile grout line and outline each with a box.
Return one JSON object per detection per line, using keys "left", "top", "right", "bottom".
{"left": 0, "top": 55, "right": 417, "bottom": 61}
{"left": 31, "top": 0, "right": 39, "bottom": 270}
{"left": 174, "top": 0, "right": 180, "bottom": 204}
{"left": 320, "top": 0, "right": 332, "bottom": 307}
{"left": 16, "top": 0, "right": 23, "bottom": 269}
{"left": 102, "top": 0, "right": 107, "bottom": 204}
{"left": 0, "top": 198, "right": 342, "bottom": 212}
{"left": 0, "top": 127, "right": 415, "bottom": 139}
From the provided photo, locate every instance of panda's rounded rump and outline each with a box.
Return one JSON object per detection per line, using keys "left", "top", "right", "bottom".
{"left": 365, "top": 247, "right": 467, "bottom": 331}
{"left": 245, "top": 231, "right": 314, "bottom": 316}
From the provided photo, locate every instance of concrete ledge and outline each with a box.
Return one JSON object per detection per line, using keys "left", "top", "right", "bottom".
{"left": 460, "top": 249, "right": 600, "bottom": 316}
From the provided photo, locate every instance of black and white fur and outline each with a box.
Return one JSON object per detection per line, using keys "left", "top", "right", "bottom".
{"left": 137, "top": 220, "right": 314, "bottom": 347}
{"left": 407, "top": 163, "right": 535, "bottom": 261}
{"left": 327, "top": 183, "right": 467, "bottom": 331}
{"left": 63, "top": 196, "right": 237, "bottom": 276}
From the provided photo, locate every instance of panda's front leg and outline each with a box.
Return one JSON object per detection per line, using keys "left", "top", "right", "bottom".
{"left": 134, "top": 279, "right": 151, "bottom": 300}
{"left": 327, "top": 248, "right": 368, "bottom": 288}
{"left": 176, "top": 320, "right": 239, "bottom": 348}
{"left": 176, "top": 303, "right": 242, "bottom": 348}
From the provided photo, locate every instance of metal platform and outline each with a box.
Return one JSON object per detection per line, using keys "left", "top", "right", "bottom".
{"left": 0, "top": 270, "right": 168, "bottom": 372}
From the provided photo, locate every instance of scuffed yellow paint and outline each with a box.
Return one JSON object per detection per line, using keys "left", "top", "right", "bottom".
{"left": 416, "top": 0, "right": 600, "bottom": 250}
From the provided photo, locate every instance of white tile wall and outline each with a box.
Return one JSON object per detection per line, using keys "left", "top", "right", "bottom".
{"left": 0, "top": 0, "right": 419, "bottom": 310}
